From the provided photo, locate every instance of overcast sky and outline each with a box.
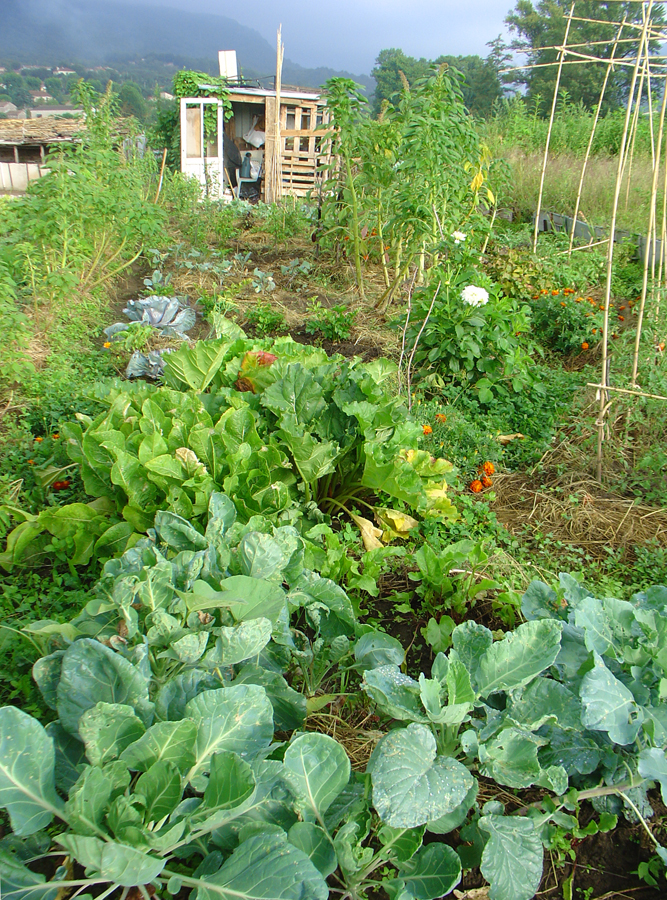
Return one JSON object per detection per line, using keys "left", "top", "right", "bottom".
{"left": 133, "top": 0, "right": 514, "bottom": 73}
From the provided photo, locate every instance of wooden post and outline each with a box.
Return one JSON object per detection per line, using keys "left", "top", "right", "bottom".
{"left": 596, "top": 0, "right": 655, "bottom": 482}
{"left": 533, "top": 2, "right": 576, "bottom": 254}
{"left": 569, "top": 19, "right": 625, "bottom": 257}
{"left": 267, "top": 26, "right": 284, "bottom": 204}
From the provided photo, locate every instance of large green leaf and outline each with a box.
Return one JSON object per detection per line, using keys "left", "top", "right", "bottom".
{"left": 135, "top": 760, "right": 183, "bottom": 822}
{"left": 287, "top": 822, "right": 338, "bottom": 878}
{"left": 57, "top": 639, "right": 152, "bottom": 736}
{"left": 64, "top": 764, "right": 119, "bottom": 836}
{"left": 282, "top": 733, "right": 350, "bottom": 819}
{"left": 203, "top": 751, "right": 256, "bottom": 811}
{"left": 377, "top": 824, "right": 426, "bottom": 863}
{"left": 0, "top": 708, "right": 64, "bottom": 835}
{"left": 196, "top": 832, "right": 328, "bottom": 900}
{"left": 479, "top": 727, "right": 543, "bottom": 789}
{"left": 261, "top": 365, "right": 327, "bottom": 426}
{"left": 57, "top": 835, "right": 165, "bottom": 887}
{"left": 363, "top": 666, "right": 428, "bottom": 723}
{"left": 395, "top": 843, "right": 462, "bottom": 900}
{"left": 476, "top": 620, "right": 562, "bottom": 698}
{"left": 580, "top": 655, "right": 641, "bottom": 745}
{"left": 507, "top": 677, "right": 581, "bottom": 731}
{"left": 154, "top": 670, "right": 220, "bottom": 721}
{"left": 0, "top": 847, "right": 58, "bottom": 900}
{"left": 119, "top": 720, "right": 197, "bottom": 773}
{"left": 238, "top": 532, "right": 291, "bottom": 581}
{"left": 450, "top": 621, "right": 493, "bottom": 681}
{"left": 479, "top": 815, "right": 543, "bottom": 900}
{"left": 355, "top": 632, "right": 405, "bottom": 670}
{"left": 232, "top": 664, "right": 307, "bottom": 732}
{"left": 216, "top": 619, "right": 272, "bottom": 667}
{"left": 185, "top": 685, "right": 274, "bottom": 787}
{"left": 638, "top": 748, "right": 667, "bottom": 803}
{"left": 427, "top": 781, "right": 478, "bottom": 835}
{"left": 78, "top": 702, "right": 145, "bottom": 767}
{"left": 368, "top": 724, "right": 474, "bottom": 828}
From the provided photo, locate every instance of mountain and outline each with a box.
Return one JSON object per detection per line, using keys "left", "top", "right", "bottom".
{"left": 0, "top": 0, "right": 374, "bottom": 92}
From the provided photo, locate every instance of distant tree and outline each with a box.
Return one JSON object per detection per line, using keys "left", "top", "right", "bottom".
{"left": 22, "top": 67, "right": 51, "bottom": 81}
{"left": 371, "top": 49, "right": 432, "bottom": 114}
{"left": 506, "top": 1, "right": 666, "bottom": 111}
{"left": 371, "top": 47, "right": 504, "bottom": 117}
{"left": 2, "top": 73, "right": 31, "bottom": 108}
{"left": 22, "top": 75, "right": 41, "bottom": 91}
{"left": 436, "top": 55, "right": 504, "bottom": 116}
{"left": 45, "top": 77, "right": 65, "bottom": 102}
{"left": 118, "top": 81, "right": 147, "bottom": 121}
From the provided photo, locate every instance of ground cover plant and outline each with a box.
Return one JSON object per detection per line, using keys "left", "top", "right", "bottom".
{"left": 1, "top": 50, "right": 667, "bottom": 900}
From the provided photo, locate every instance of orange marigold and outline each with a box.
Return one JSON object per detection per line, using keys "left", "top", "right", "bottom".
{"left": 470, "top": 480, "right": 483, "bottom": 493}
{"left": 619, "top": 305, "right": 626, "bottom": 310}
{"left": 560, "top": 301, "right": 566, "bottom": 307}
{"left": 423, "top": 425, "right": 433, "bottom": 435}
{"left": 481, "top": 475, "right": 493, "bottom": 488}
{"left": 575, "top": 297, "right": 582, "bottom": 303}
{"left": 618, "top": 315, "right": 625, "bottom": 321}
{"left": 599, "top": 305, "right": 605, "bottom": 310}
{"left": 435, "top": 413, "right": 447, "bottom": 423}
{"left": 551, "top": 290, "right": 559, "bottom": 296}
{"left": 103, "top": 341, "right": 111, "bottom": 349}
{"left": 659, "top": 342, "right": 665, "bottom": 351}
{"left": 34, "top": 436, "right": 43, "bottom": 442}
{"left": 582, "top": 342, "right": 589, "bottom": 350}
{"left": 480, "top": 461, "right": 495, "bottom": 476}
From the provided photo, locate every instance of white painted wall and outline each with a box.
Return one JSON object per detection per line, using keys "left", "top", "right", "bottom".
{"left": 0, "top": 162, "right": 47, "bottom": 192}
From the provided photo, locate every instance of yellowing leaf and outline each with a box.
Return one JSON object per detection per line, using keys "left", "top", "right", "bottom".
{"left": 375, "top": 507, "right": 419, "bottom": 542}
{"left": 470, "top": 172, "right": 484, "bottom": 193}
{"left": 349, "top": 512, "right": 383, "bottom": 552}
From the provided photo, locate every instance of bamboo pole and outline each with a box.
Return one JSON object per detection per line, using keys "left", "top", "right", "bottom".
{"left": 631, "top": 53, "right": 667, "bottom": 385}
{"left": 154, "top": 148, "right": 168, "bottom": 203}
{"left": 533, "top": 2, "right": 576, "bottom": 254}
{"left": 568, "top": 19, "right": 626, "bottom": 257}
{"left": 269, "top": 26, "right": 284, "bottom": 205}
{"left": 596, "top": 1, "right": 654, "bottom": 482}
{"left": 587, "top": 383, "right": 667, "bottom": 402}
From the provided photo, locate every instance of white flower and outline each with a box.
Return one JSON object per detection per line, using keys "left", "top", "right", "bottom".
{"left": 452, "top": 231, "right": 467, "bottom": 245}
{"left": 461, "top": 285, "right": 489, "bottom": 307}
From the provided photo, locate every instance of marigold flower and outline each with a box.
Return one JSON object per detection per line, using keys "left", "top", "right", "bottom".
{"left": 34, "top": 436, "right": 43, "bottom": 442}
{"left": 575, "top": 297, "right": 582, "bottom": 303}
{"left": 480, "top": 461, "right": 495, "bottom": 476}
{"left": 53, "top": 433, "right": 59, "bottom": 439}
{"left": 560, "top": 301, "right": 566, "bottom": 307}
{"left": 470, "top": 479, "right": 483, "bottom": 493}
{"left": 619, "top": 305, "right": 626, "bottom": 310}
{"left": 481, "top": 475, "right": 493, "bottom": 488}
{"left": 552, "top": 290, "right": 559, "bottom": 296}
{"left": 28, "top": 459, "right": 34, "bottom": 465}
{"left": 423, "top": 425, "right": 433, "bottom": 435}
{"left": 592, "top": 328, "right": 597, "bottom": 334}
{"left": 103, "top": 341, "right": 111, "bottom": 349}
{"left": 618, "top": 315, "right": 625, "bottom": 321}
{"left": 581, "top": 342, "right": 589, "bottom": 350}
{"left": 599, "top": 305, "right": 605, "bottom": 310}
{"left": 659, "top": 342, "right": 665, "bottom": 351}
{"left": 435, "top": 413, "right": 447, "bottom": 423}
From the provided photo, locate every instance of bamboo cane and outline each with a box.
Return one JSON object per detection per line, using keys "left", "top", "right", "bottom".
{"left": 631, "top": 55, "right": 667, "bottom": 384}
{"left": 533, "top": 2, "right": 576, "bottom": 254}
{"left": 596, "top": 1, "right": 655, "bottom": 482}
{"left": 269, "top": 27, "right": 284, "bottom": 205}
{"left": 569, "top": 19, "right": 626, "bottom": 257}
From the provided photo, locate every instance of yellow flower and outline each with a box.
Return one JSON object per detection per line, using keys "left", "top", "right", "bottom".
{"left": 103, "top": 341, "right": 111, "bottom": 349}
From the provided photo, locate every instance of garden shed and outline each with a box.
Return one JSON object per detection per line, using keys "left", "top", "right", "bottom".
{"left": 179, "top": 55, "right": 328, "bottom": 201}
{"left": 0, "top": 118, "right": 81, "bottom": 193}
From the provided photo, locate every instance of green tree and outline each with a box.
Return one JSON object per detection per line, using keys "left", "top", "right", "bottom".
{"left": 506, "top": 1, "right": 666, "bottom": 111}
{"left": 45, "top": 77, "right": 66, "bottom": 103}
{"left": 2, "top": 73, "right": 31, "bottom": 109}
{"left": 118, "top": 82, "right": 147, "bottom": 121}
{"left": 371, "top": 49, "right": 433, "bottom": 114}
{"left": 372, "top": 48, "right": 504, "bottom": 117}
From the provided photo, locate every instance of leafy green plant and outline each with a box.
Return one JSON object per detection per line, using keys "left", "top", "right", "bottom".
{"left": 251, "top": 268, "right": 276, "bottom": 294}
{"left": 305, "top": 301, "right": 356, "bottom": 342}
{"left": 1, "top": 335, "right": 457, "bottom": 570}
{"left": 113, "top": 322, "right": 155, "bottom": 353}
{"left": 410, "top": 538, "right": 499, "bottom": 617}
{"left": 244, "top": 300, "right": 286, "bottom": 337}
{"left": 405, "top": 264, "right": 537, "bottom": 402}
{"left": 529, "top": 288, "right": 605, "bottom": 355}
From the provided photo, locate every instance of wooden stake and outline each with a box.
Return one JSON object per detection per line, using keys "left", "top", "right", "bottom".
{"left": 596, "top": 1, "right": 655, "bottom": 482}
{"left": 270, "top": 26, "right": 285, "bottom": 205}
{"left": 154, "top": 147, "right": 168, "bottom": 204}
{"left": 568, "top": 19, "right": 626, "bottom": 257}
{"left": 631, "top": 48, "right": 667, "bottom": 385}
{"left": 533, "top": 2, "right": 576, "bottom": 254}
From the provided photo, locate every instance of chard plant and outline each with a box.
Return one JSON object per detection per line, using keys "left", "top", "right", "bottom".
{"left": 0, "top": 335, "right": 457, "bottom": 571}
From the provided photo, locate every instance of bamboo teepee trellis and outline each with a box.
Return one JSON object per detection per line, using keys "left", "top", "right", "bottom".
{"left": 509, "top": 0, "right": 667, "bottom": 481}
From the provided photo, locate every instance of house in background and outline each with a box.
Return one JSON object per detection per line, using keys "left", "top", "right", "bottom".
{"left": 0, "top": 118, "right": 80, "bottom": 192}
{"left": 179, "top": 50, "right": 328, "bottom": 202}
{"left": 0, "top": 101, "right": 18, "bottom": 117}
{"left": 30, "top": 106, "right": 83, "bottom": 119}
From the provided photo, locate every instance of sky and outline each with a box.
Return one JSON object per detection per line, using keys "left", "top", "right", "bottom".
{"left": 133, "top": 0, "right": 515, "bottom": 74}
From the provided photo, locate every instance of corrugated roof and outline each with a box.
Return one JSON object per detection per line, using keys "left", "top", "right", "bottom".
{"left": 0, "top": 118, "right": 83, "bottom": 146}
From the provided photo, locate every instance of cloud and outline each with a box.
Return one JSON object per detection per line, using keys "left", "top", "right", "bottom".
{"left": 122, "top": 0, "right": 513, "bottom": 73}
